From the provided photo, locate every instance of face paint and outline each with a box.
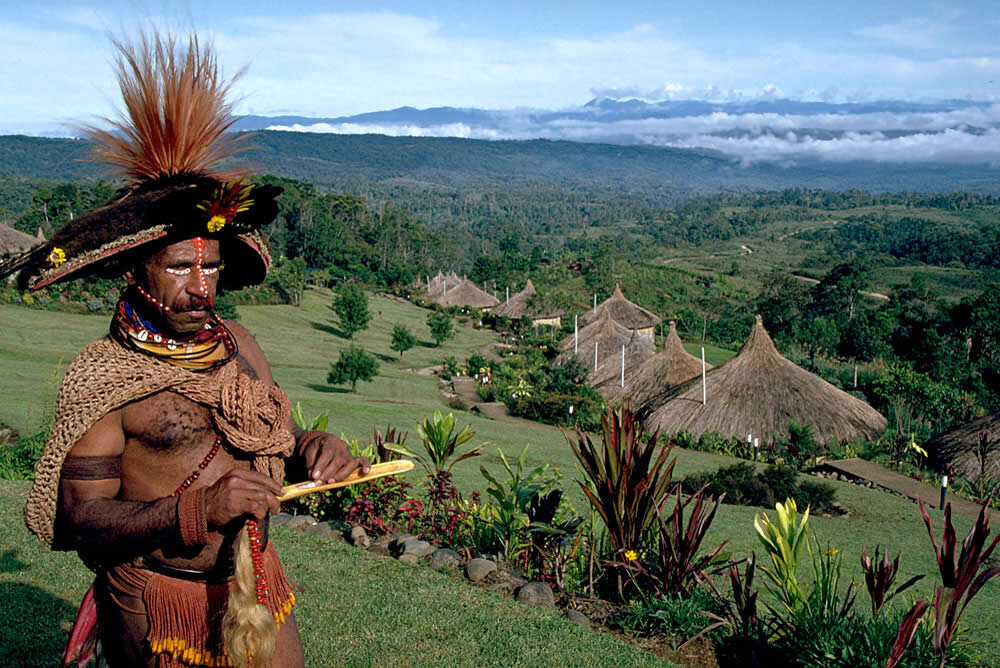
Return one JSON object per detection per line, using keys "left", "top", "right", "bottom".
{"left": 136, "top": 283, "right": 173, "bottom": 312}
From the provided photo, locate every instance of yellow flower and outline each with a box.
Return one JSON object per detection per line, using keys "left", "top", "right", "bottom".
{"left": 624, "top": 549, "right": 639, "bottom": 561}
{"left": 47, "top": 247, "right": 67, "bottom": 267}
{"left": 207, "top": 215, "right": 227, "bottom": 233}
{"left": 823, "top": 547, "right": 840, "bottom": 556}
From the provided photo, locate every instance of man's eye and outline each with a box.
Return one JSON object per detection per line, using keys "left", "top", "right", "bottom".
{"left": 202, "top": 266, "right": 220, "bottom": 275}
{"left": 165, "top": 267, "right": 192, "bottom": 275}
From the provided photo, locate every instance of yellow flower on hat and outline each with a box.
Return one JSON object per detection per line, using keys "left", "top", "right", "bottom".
{"left": 47, "top": 247, "right": 67, "bottom": 267}
{"left": 207, "top": 215, "right": 227, "bottom": 233}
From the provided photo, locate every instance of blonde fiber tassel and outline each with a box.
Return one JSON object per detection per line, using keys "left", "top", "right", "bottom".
{"left": 221, "top": 525, "right": 277, "bottom": 667}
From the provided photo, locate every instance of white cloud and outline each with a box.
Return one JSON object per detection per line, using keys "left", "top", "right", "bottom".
{"left": 854, "top": 17, "right": 952, "bottom": 49}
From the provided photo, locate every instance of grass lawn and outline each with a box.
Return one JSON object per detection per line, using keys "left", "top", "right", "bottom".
{"left": 2, "top": 292, "right": 1000, "bottom": 665}
{"left": 0, "top": 481, "right": 669, "bottom": 667}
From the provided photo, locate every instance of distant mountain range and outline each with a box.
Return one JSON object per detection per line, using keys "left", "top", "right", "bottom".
{"left": 2, "top": 130, "right": 999, "bottom": 198}
{"left": 230, "top": 97, "right": 1000, "bottom": 169}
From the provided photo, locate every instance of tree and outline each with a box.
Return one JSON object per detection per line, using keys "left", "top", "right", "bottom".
{"left": 427, "top": 311, "right": 455, "bottom": 347}
{"left": 332, "top": 283, "right": 371, "bottom": 339}
{"left": 267, "top": 256, "right": 307, "bottom": 306}
{"left": 327, "top": 345, "right": 380, "bottom": 392}
{"left": 390, "top": 324, "right": 417, "bottom": 359}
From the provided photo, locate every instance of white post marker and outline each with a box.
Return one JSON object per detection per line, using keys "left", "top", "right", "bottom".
{"left": 701, "top": 346, "right": 707, "bottom": 405}
{"left": 940, "top": 474, "right": 948, "bottom": 510}
{"left": 747, "top": 433, "right": 752, "bottom": 457}
{"left": 621, "top": 344, "right": 625, "bottom": 387}
{"left": 594, "top": 341, "right": 598, "bottom": 373}
{"left": 754, "top": 437, "right": 760, "bottom": 461}
{"left": 854, "top": 364, "right": 858, "bottom": 388}
{"left": 574, "top": 315, "right": 579, "bottom": 355}
{"left": 506, "top": 286, "right": 509, "bottom": 304}
{"left": 593, "top": 293, "right": 597, "bottom": 313}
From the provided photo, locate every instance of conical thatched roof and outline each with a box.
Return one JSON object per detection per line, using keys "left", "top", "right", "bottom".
{"left": 642, "top": 316, "right": 887, "bottom": 445}
{"left": 560, "top": 310, "right": 654, "bottom": 384}
{"left": 581, "top": 284, "right": 660, "bottom": 330}
{"left": 0, "top": 223, "right": 40, "bottom": 257}
{"left": 427, "top": 270, "right": 463, "bottom": 298}
{"left": 431, "top": 278, "right": 499, "bottom": 308}
{"left": 927, "top": 414, "right": 1000, "bottom": 481}
{"left": 599, "top": 321, "right": 709, "bottom": 404}
{"left": 492, "top": 280, "right": 564, "bottom": 320}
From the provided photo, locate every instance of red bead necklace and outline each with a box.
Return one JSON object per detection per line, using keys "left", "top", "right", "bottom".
{"left": 171, "top": 435, "right": 270, "bottom": 606}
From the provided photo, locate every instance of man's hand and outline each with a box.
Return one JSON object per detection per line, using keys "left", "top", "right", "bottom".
{"left": 204, "top": 469, "right": 283, "bottom": 527}
{"left": 298, "top": 432, "right": 371, "bottom": 484}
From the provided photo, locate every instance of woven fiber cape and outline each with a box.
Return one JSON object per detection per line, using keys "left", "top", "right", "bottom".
{"left": 25, "top": 337, "right": 295, "bottom": 548}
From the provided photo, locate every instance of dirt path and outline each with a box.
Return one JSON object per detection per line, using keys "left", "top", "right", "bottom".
{"left": 811, "top": 458, "right": 982, "bottom": 518}
{"left": 790, "top": 273, "right": 890, "bottom": 301}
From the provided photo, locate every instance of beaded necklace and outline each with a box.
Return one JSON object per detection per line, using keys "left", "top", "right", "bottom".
{"left": 172, "top": 435, "right": 269, "bottom": 606}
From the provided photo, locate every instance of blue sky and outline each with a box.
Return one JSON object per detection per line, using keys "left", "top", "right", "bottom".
{"left": 2, "top": 1, "right": 1000, "bottom": 161}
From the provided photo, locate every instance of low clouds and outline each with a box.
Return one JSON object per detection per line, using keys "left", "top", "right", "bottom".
{"left": 266, "top": 100, "right": 1000, "bottom": 165}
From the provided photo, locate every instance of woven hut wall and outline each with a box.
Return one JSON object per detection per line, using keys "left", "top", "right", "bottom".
{"left": 643, "top": 316, "right": 887, "bottom": 445}
{"left": 926, "top": 415, "right": 1000, "bottom": 481}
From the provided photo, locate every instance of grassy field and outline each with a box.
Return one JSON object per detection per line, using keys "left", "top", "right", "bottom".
{"left": 2, "top": 292, "right": 1000, "bottom": 665}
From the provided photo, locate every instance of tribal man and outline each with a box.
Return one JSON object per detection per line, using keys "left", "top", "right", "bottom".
{"left": 1, "top": 34, "right": 369, "bottom": 667}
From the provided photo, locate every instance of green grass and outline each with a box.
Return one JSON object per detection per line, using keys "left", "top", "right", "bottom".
{"left": 0, "top": 480, "right": 669, "bottom": 667}
{"left": 3, "top": 292, "right": 1000, "bottom": 665}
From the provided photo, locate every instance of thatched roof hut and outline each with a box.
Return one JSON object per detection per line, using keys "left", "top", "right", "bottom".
{"left": 926, "top": 415, "right": 1000, "bottom": 481}
{"left": 0, "top": 223, "right": 40, "bottom": 258}
{"left": 581, "top": 284, "right": 660, "bottom": 334}
{"left": 430, "top": 278, "right": 499, "bottom": 309}
{"left": 427, "top": 271, "right": 463, "bottom": 297}
{"left": 598, "top": 321, "right": 709, "bottom": 405}
{"left": 642, "top": 315, "right": 887, "bottom": 445}
{"left": 560, "top": 310, "right": 655, "bottom": 385}
{"left": 492, "top": 280, "right": 564, "bottom": 322}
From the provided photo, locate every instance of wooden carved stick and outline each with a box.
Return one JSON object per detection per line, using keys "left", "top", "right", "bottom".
{"left": 277, "top": 460, "right": 414, "bottom": 502}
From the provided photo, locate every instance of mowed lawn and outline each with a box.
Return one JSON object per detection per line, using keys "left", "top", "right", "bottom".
{"left": 1, "top": 291, "right": 1000, "bottom": 665}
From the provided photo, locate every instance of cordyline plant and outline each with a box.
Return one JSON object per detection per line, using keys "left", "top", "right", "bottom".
{"left": 754, "top": 498, "right": 810, "bottom": 614}
{"left": 387, "top": 411, "right": 484, "bottom": 474}
{"left": 622, "top": 485, "right": 728, "bottom": 597}
{"left": 701, "top": 552, "right": 769, "bottom": 649}
{"left": 567, "top": 404, "right": 675, "bottom": 583}
{"left": 887, "top": 496, "right": 1000, "bottom": 668}
{"left": 371, "top": 425, "right": 407, "bottom": 463}
{"left": 860, "top": 545, "right": 923, "bottom": 617}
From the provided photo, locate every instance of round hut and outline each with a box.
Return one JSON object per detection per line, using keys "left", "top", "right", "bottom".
{"left": 926, "top": 415, "right": 1000, "bottom": 481}
{"left": 431, "top": 278, "right": 500, "bottom": 309}
{"left": 599, "top": 321, "right": 709, "bottom": 405}
{"left": 642, "top": 315, "right": 887, "bottom": 445}
{"left": 1, "top": 223, "right": 41, "bottom": 260}
{"left": 492, "top": 279, "right": 564, "bottom": 326}
{"left": 560, "top": 310, "right": 654, "bottom": 385}
{"left": 581, "top": 284, "right": 660, "bottom": 340}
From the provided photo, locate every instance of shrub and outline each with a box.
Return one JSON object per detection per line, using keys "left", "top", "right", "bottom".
{"left": 427, "top": 311, "right": 455, "bottom": 346}
{"left": 0, "top": 430, "right": 46, "bottom": 480}
{"left": 683, "top": 464, "right": 838, "bottom": 513}
{"left": 615, "top": 587, "right": 724, "bottom": 648}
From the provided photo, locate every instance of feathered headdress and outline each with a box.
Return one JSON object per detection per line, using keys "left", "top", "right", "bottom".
{"left": 0, "top": 32, "right": 281, "bottom": 290}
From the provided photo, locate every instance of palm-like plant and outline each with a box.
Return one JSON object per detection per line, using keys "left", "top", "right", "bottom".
{"left": 386, "top": 410, "right": 483, "bottom": 474}
{"left": 567, "top": 404, "right": 676, "bottom": 583}
{"left": 754, "top": 498, "right": 810, "bottom": 613}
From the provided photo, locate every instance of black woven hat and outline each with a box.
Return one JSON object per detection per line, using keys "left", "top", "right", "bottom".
{"left": 0, "top": 33, "right": 281, "bottom": 291}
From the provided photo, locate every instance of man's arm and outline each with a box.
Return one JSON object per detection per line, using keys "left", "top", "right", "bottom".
{"left": 226, "top": 321, "right": 371, "bottom": 484}
{"left": 58, "top": 410, "right": 282, "bottom": 555}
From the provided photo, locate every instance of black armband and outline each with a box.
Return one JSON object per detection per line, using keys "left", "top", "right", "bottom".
{"left": 60, "top": 455, "right": 122, "bottom": 481}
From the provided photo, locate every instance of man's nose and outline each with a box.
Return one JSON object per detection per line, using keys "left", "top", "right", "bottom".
{"left": 187, "top": 267, "right": 210, "bottom": 298}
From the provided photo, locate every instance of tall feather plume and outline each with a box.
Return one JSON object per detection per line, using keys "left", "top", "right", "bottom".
{"left": 83, "top": 32, "right": 248, "bottom": 185}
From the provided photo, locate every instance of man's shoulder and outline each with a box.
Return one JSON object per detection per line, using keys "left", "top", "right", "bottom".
{"left": 222, "top": 319, "right": 271, "bottom": 379}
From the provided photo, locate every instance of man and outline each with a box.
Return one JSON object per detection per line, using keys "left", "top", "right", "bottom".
{"left": 2, "top": 34, "right": 369, "bottom": 667}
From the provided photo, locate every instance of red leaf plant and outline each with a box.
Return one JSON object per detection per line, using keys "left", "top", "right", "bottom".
{"left": 567, "top": 403, "right": 675, "bottom": 597}
{"left": 860, "top": 545, "right": 924, "bottom": 617}
{"left": 886, "top": 496, "right": 1000, "bottom": 668}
